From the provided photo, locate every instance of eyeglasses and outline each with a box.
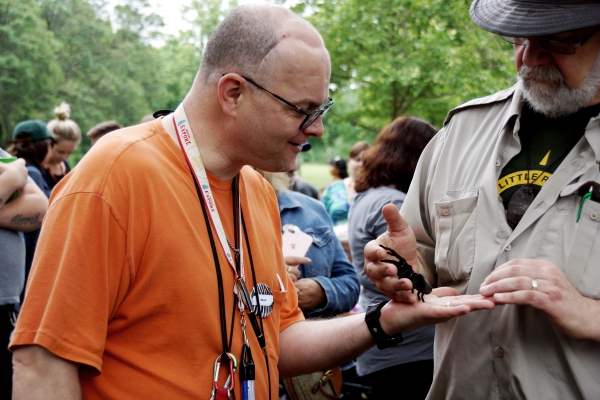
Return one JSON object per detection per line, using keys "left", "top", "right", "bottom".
{"left": 499, "top": 25, "right": 600, "bottom": 55}
{"left": 241, "top": 76, "right": 334, "bottom": 130}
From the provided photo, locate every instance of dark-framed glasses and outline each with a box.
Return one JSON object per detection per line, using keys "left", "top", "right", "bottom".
{"left": 499, "top": 25, "right": 600, "bottom": 55}
{"left": 241, "top": 76, "right": 334, "bottom": 130}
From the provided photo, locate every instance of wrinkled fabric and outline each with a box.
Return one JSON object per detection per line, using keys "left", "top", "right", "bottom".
{"left": 402, "top": 84, "right": 600, "bottom": 400}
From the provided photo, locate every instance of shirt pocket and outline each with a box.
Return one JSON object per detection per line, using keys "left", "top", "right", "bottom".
{"left": 305, "top": 226, "right": 333, "bottom": 249}
{"left": 538, "top": 195, "right": 600, "bottom": 299}
{"left": 565, "top": 199, "right": 600, "bottom": 299}
{"left": 433, "top": 191, "right": 479, "bottom": 285}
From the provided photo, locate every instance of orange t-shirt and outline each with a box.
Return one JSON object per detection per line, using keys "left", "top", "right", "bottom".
{"left": 10, "top": 119, "right": 304, "bottom": 398}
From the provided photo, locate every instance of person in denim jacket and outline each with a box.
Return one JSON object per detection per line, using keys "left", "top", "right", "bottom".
{"left": 259, "top": 171, "right": 359, "bottom": 318}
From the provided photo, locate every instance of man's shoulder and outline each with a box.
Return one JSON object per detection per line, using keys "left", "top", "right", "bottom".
{"left": 81, "top": 120, "right": 174, "bottom": 173}
{"left": 52, "top": 120, "right": 178, "bottom": 200}
{"left": 443, "top": 85, "right": 517, "bottom": 126}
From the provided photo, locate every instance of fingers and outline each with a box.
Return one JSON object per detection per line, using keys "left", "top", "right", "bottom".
{"left": 284, "top": 255, "right": 311, "bottom": 266}
{"left": 286, "top": 266, "right": 301, "bottom": 281}
{"left": 480, "top": 276, "right": 539, "bottom": 297}
{"left": 439, "top": 295, "right": 496, "bottom": 311}
{"left": 482, "top": 258, "right": 552, "bottom": 285}
{"left": 489, "top": 290, "right": 544, "bottom": 307}
{"left": 364, "top": 240, "right": 390, "bottom": 266}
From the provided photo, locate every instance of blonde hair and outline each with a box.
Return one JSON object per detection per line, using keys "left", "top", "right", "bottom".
{"left": 47, "top": 102, "right": 82, "bottom": 144}
{"left": 256, "top": 170, "right": 290, "bottom": 194}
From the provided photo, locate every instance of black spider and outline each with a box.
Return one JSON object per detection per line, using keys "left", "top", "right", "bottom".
{"left": 379, "top": 245, "right": 432, "bottom": 302}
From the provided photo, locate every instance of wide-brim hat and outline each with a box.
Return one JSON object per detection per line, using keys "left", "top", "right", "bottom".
{"left": 12, "top": 120, "right": 54, "bottom": 142}
{"left": 470, "top": 0, "right": 600, "bottom": 37}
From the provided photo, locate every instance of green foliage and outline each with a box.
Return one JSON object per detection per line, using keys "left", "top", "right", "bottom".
{"left": 0, "top": 0, "right": 60, "bottom": 140}
{"left": 0, "top": 0, "right": 520, "bottom": 167}
{"left": 304, "top": 0, "right": 517, "bottom": 133}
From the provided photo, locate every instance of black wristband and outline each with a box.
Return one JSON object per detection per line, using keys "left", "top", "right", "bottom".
{"left": 365, "top": 301, "right": 403, "bottom": 350}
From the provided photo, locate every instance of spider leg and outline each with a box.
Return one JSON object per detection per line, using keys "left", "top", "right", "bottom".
{"left": 379, "top": 259, "right": 401, "bottom": 267}
{"left": 379, "top": 245, "right": 403, "bottom": 261}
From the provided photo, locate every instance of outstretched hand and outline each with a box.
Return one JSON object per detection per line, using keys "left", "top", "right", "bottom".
{"left": 364, "top": 203, "right": 423, "bottom": 302}
{"left": 380, "top": 287, "right": 496, "bottom": 334}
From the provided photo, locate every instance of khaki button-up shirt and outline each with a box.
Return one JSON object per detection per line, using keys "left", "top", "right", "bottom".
{"left": 401, "top": 85, "right": 600, "bottom": 400}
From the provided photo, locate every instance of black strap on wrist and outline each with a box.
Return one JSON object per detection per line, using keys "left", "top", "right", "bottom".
{"left": 365, "top": 301, "right": 403, "bottom": 350}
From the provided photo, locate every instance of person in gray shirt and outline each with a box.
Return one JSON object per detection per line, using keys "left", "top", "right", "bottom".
{"left": 348, "top": 117, "right": 436, "bottom": 399}
{"left": 0, "top": 148, "right": 47, "bottom": 397}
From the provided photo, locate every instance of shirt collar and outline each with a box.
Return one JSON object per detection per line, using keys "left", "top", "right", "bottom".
{"left": 277, "top": 190, "right": 303, "bottom": 213}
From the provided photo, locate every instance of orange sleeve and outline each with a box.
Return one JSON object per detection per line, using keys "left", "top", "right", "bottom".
{"left": 278, "top": 268, "right": 305, "bottom": 332}
{"left": 10, "top": 192, "right": 131, "bottom": 373}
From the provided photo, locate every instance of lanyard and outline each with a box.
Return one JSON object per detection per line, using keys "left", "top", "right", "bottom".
{"left": 172, "top": 105, "right": 266, "bottom": 400}
{"left": 172, "top": 105, "right": 244, "bottom": 282}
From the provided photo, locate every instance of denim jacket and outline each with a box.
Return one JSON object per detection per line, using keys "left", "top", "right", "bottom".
{"left": 277, "top": 190, "right": 360, "bottom": 318}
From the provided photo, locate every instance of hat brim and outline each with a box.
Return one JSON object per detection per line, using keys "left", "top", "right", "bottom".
{"left": 470, "top": 0, "right": 600, "bottom": 37}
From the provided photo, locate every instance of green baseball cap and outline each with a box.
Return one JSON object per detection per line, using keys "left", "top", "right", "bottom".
{"left": 12, "top": 120, "right": 53, "bottom": 141}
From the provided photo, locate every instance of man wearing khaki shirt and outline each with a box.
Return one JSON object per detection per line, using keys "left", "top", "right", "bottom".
{"left": 364, "top": 1, "right": 600, "bottom": 399}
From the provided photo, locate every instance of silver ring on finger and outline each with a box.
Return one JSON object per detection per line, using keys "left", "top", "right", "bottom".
{"left": 531, "top": 278, "right": 538, "bottom": 291}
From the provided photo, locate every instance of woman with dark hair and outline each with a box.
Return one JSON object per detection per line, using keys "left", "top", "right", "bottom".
{"left": 9, "top": 120, "right": 53, "bottom": 197}
{"left": 321, "top": 156, "right": 349, "bottom": 225}
{"left": 348, "top": 116, "right": 437, "bottom": 399}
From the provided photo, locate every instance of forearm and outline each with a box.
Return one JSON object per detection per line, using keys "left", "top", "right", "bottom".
{"left": 584, "top": 298, "right": 600, "bottom": 342}
{"left": 0, "top": 183, "right": 47, "bottom": 232}
{"left": 0, "top": 172, "right": 24, "bottom": 208}
{"left": 278, "top": 314, "right": 373, "bottom": 378}
{"left": 13, "top": 345, "right": 82, "bottom": 399}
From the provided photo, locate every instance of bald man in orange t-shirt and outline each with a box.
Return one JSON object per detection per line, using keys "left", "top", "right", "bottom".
{"left": 10, "top": 4, "right": 493, "bottom": 399}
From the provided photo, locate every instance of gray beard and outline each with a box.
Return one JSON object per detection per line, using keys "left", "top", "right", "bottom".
{"left": 518, "top": 54, "right": 600, "bottom": 118}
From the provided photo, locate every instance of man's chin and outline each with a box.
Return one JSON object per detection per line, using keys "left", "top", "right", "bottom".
{"left": 519, "top": 79, "right": 580, "bottom": 118}
{"left": 251, "top": 157, "right": 297, "bottom": 174}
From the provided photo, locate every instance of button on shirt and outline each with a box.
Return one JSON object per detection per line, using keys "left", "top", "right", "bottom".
{"left": 401, "top": 85, "right": 600, "bottom": 400}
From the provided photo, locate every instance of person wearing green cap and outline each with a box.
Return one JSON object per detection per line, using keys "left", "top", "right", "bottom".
{"left": 9, "top": 120, "right": 54, "bottom": 198}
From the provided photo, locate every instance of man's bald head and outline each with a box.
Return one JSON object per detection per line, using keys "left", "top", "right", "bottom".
{"left": 198, "top": 4, "right": 325, "bottom": 85}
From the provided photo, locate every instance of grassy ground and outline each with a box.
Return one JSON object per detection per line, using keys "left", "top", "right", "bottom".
{"left": 298, "top": 163, "right": 332, "bottom": 191}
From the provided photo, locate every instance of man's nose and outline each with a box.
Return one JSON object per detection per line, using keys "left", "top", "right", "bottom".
{"left": 520, "top": 39, "right": 553, "bottom": 68}
{"left": 302, "top": 116, "right": 324, "bottom": 138}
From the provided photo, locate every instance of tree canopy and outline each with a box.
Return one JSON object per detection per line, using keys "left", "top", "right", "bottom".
{"left": 0, "top": 0, "right": 518, "bottom": 164}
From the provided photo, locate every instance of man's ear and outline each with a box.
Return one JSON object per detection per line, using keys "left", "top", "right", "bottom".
{"left": 218, "top": 74, "right": 245, "bottom": 117}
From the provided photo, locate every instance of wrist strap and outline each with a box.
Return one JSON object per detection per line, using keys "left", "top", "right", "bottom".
{"left": 365, "top": 301, "right": 403, "bottom": 350}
